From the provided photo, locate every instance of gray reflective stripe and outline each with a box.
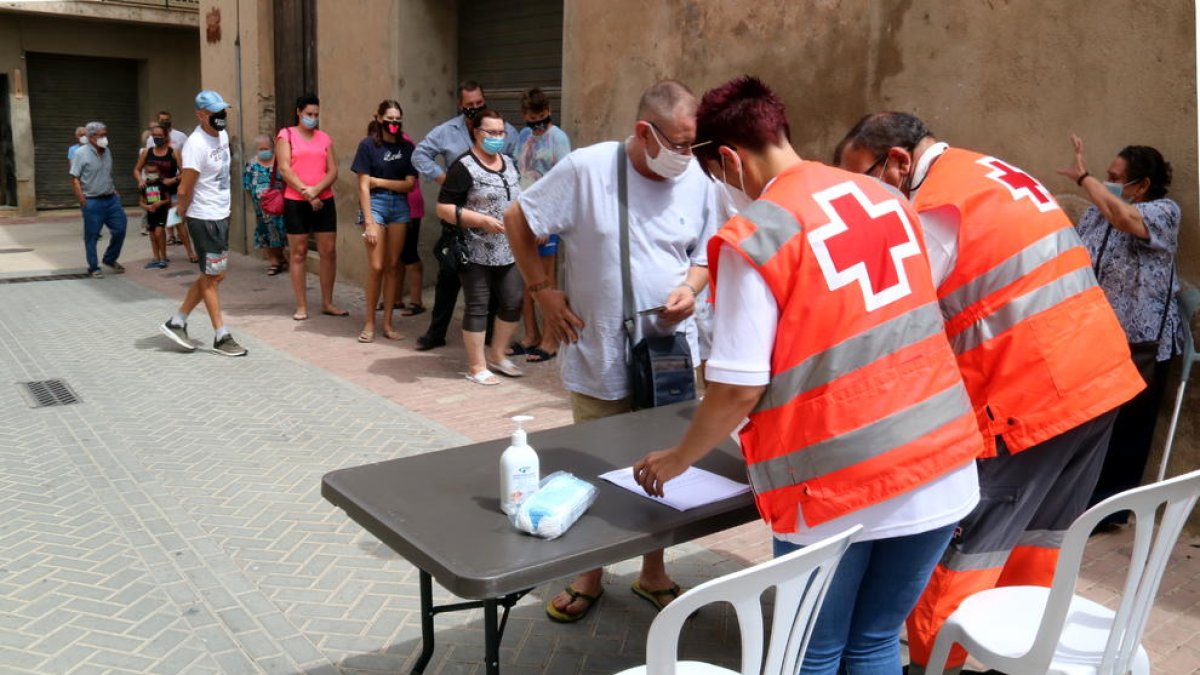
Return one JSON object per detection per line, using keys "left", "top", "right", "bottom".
{"left": 940, "top": 228, "right": 1086, "bottom": 321}
{"left": 1017, "top": 529, "right": 1065, "bottom": 549}
{"left": 755, "top": 303, "right": 945, "bottom": 414}
{"left": 739, "top": 200, "right": 801, "bottom": 266}
{"left": 941, "top": 548, "right": 1009, "bottom": 572}
{"left": 950, "top": 266, "right": 1097, "bottom": 354}
{"left": 746, "top": 383, "right": 973, "bottom": 494}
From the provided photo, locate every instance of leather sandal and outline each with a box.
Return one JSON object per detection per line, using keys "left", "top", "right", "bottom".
{"left": 545, "top": 584, "right": 604, "bottom": 623}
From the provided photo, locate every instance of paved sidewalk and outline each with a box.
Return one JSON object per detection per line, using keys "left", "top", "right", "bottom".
{"left": 1, "top": 213, "right": 1199, "bottom": 674}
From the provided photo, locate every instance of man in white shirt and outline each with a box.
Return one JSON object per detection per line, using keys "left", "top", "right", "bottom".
{"left": 505, "top": 80, "right": 721, "bottom": 623}
{"left": 143, "top": 110, "right": 189, "bottom": 151}
{"left": 158, "top": 90, "right": 247, "bottom": 357}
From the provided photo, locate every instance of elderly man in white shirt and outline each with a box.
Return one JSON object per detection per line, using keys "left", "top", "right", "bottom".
{"left": 505, "top": 80, "right": 721, "bottom": 623}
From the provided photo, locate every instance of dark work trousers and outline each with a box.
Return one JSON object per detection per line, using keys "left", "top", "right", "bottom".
{"left": 907, "top": 408, "right": 1117, "bottom": 668}
{"left": 1090, "top": 357, "right": 1173, "bottom": 511}
{"left": 424, "top": 225, "right": 496, "bottom": 344}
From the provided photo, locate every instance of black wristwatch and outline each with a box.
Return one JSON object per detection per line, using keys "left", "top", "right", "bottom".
{"left": 455, "top": 205, "right": 463, "bottom": 226}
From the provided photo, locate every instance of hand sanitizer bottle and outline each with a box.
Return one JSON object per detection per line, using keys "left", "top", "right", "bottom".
{"left": 500, "top": 415, "right": 540, "bottom": 515}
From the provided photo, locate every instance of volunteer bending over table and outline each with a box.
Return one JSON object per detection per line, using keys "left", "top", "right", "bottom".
{"left": 633, "top": 76, "right": 985, "bottom": 675}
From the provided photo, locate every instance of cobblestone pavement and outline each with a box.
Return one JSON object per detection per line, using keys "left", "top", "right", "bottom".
{"left": 1, "top": 214, "right": 1199, "bottom": 674}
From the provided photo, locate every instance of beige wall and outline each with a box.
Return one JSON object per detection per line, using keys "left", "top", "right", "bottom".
{"left": 317, "top": 0, "right": 457, "bottom": 287}
{"left": 0, "top": 11, "right": 200, "bottom": 213}
{"left": 197, "top": 0, "right": 272, "bottom": 253}
{"left": 563, "top": 0, "right": 1200, "bottom": 527}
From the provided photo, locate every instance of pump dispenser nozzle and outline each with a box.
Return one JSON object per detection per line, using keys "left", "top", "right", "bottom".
{"left": 511, "top": 415, "right": 534, "bottom": 444}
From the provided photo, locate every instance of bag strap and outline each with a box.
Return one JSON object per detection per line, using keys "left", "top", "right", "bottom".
{"left": 1155, "top": 261, "right": 1176, "bottom": 346}
{"left": 617, "top": 142, "right": 634, "bottom": 340}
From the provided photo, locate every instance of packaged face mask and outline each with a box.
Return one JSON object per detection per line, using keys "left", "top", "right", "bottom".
{"left": 508, "top": 471, "right": 598, "bottom": 540}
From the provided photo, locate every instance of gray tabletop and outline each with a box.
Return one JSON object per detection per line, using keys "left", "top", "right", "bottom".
{"left": 322, "top": 402, "right": 759, "bottom": 599}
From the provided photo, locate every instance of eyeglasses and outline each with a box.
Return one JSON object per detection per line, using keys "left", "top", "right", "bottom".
{"left": 644, "top": 120, "right": 711, "bottom": 154}
{"left": 381, "top": 118, "right": 403, "bottom": 123}
{"left": 864, "top": 153, "right": 887, "bottom": 177}
{"left": 477, "top": 128, "right": 506, "bottom": 138}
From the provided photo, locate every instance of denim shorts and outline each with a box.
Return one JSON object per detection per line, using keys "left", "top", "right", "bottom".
{"left": 366, "top": 190, "right": 410, "bottom": 225}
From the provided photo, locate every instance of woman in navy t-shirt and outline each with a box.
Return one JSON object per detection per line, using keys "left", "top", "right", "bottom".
{"left": 351, "top": 99, "right": 418, "bottom": 343}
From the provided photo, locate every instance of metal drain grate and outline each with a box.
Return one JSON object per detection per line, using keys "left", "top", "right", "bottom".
{"left": 18, "top": 379, "right": 81, "bottom": 408}
{"left": 0, "top": 273, "right": 93, "bottom": 285}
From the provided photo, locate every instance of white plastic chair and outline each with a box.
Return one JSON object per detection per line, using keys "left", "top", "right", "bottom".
{"left": 1157, "top": 285, "right": 1199, "bottom": 481}
{"left": 614, "top": 525, "right": 860, "bottom": 675}
{"left": 927, "top": 469, "right": 1200, "bottom": 675}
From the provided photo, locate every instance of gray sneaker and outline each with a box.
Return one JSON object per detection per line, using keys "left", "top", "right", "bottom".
{"left": 103, "top": 260, "right": 125, "bottom": 274}
{"left": 213, "top": 334, "right": 247, "bottom": 357}
{"left": 159, "top": 320, "right": 195, "bottom": 351}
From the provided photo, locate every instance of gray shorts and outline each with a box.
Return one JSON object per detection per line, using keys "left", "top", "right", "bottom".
{"left": 187, "top": 217, "right": 229, "bottom": 276}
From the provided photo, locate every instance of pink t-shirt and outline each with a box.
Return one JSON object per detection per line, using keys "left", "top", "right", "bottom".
{"left": 278, "top": 127, "right": 334, "bottom": 201}
{"left": 403, "top": 131, "right": 425, "bottom": 218}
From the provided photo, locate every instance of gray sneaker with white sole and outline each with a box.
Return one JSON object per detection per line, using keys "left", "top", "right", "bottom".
{"left": 159, "top": 320, "right": 195, "bottom": 351}
{"left": 213, "top": 334, "right": 247, "bottom": 357}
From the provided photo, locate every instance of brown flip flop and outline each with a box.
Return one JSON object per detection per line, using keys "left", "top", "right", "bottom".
{"left": 545, "top": 584, "right": 604, "bottom": 623}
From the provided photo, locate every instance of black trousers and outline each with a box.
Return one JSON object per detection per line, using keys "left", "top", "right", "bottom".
{"left": 425, "top": 226, "right": 496, "bottom": 343}
{"left": 1089, "top": 356, "right": 1173, "bottom": 510}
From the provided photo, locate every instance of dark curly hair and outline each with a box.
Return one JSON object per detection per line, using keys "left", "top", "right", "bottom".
{"left": 1118, "top": 145, "right": 1171, "bottom": 200}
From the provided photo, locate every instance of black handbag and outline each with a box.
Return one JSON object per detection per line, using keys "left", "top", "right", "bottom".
{"left": 435, "top": 222, "right": 470, "bottom": 273}
{"left": 616, "top": 142, "right": 696, "bottom": 410}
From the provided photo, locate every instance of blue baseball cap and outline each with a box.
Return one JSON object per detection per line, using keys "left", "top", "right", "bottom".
{"left": 195, "top": 90, "right": 231, "bottom": 112}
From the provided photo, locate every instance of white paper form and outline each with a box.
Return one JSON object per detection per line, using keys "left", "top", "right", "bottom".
{"left": 599, "top": 466, "right": 751, "bottom": 511}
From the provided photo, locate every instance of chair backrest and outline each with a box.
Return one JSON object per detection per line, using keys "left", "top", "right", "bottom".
{"left": 1027, "top": 469, "right": 1200, "bottom": 674}
{"left": 642, "top": 525, "right": 860, "bottom": 675}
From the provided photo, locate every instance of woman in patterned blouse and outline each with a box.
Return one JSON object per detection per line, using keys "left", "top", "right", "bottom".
{"left": 243, "top": 135, "right": 288, "bottom": 275}
{"left": 1058, "top": 135, "right": 1183, "bottom": 521}
{"left": 435, "top": 109, "right": 525, "bottom": 386}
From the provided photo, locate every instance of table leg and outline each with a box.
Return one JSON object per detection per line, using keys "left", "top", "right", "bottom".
{"left": 483, "top": 597, "right": 500, "bottom": 675}
{"left": 411, "top": 570, "right": 435, "bottom": 674}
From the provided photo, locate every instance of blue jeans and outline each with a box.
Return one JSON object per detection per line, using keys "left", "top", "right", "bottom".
{"left": 774, "top": 523, "right": 956, "bottom": 675}
{"left": 82, "top": 195, "right": 128, "bottom": 272}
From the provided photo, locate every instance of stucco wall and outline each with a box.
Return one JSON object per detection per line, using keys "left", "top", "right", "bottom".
{"left": 562, "top": 0, "right": 1200, "bottom": 526}
{"left": 0, "top": 11, "right": 200, "bottom": 213}
{"left": 317, "top": 0, "right": 457, "bottom": 287}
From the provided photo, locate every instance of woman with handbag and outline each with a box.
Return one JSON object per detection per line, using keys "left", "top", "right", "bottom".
{"left": 435, "top": 109, "right": 524, "bottom": 385}
{"left": 276, "top": 93, "right": 345, "bottom": 321}
{"left": 351, "top": 100, "right": 418, "bottom": 343}
{"left": 243, "top": 134, "right": 288, "bottom": 275}
{"left": 1058, "top": 136, "right": 1184, "bottom": 521}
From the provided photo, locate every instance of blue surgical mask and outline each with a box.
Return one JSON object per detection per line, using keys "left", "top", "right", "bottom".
{"left": 481, "top": 136, "right": 505, "bottom": 154}
{"left": 300, "top": 115, "right": 319, "bottom": 130}
{"left": 258, "top": 150, "right": 274, "bottom": 161}
{"left": 1104, "top": 180, "right": 1133, "bottom": 201}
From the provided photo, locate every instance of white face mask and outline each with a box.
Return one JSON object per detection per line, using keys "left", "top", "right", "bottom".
{"left": 644, "top": 124, "right": 693, "bottom": 179}
{"left": 717, "top": 153, "right": 753, "bottom": 216}
{"left": 77, "top": 136, "right": 88, "bottom": 145}
{"left": 94, "top": 136, "right": 109, "bottom": 149}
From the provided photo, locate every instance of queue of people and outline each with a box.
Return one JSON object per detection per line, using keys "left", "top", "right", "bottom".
{"left": 74, "top": 75, "right": 1184, "bottom": 673}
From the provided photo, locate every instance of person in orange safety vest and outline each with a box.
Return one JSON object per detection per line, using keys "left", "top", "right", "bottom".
{"left": 836, "top": 112, "right": 1144, "bottom": 674}
{"left": 633, "top": 77, "right": 986, "bottom": 675}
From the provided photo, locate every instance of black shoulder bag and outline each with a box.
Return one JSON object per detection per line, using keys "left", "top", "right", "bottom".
{"left": 617, "top": 142, "right": 696, "bottom": 410}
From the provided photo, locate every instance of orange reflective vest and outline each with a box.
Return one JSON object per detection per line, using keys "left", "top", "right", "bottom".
{"left": 711, "top": 161, "right": 985, "bottom": 533}
{"left": 914, "top": 148, "right": 1144, "bottom": 457}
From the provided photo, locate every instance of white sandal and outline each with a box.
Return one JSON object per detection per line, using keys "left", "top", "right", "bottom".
{"left": 465, "top": 369, "right": 501, "bottom": 386}
{"left": 487, "top": 358, "right": 524, "bottom": 378}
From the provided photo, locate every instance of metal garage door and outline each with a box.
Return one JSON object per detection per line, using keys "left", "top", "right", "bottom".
{"left": 27, "top": 53, "right": 140, "bottom": 209}
{"left": 457, "top": 0, "right": 563, "bottom": 124}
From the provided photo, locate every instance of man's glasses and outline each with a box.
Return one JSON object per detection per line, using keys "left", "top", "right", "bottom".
{"left": 645, "top": 120, "right": 711, "bottom": 154}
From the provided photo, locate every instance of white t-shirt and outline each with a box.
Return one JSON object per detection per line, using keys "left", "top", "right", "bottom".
{"left": 519, "top": 141, "right": 721, "bottom": 400}
{"left": 146, "top": 128, "right": 189, "bottom": 151}
{"left": 707, "top": 246, "right": 979, "bottom": 544}
{"left": 910, "top": 142, "right": 959, "bottom": 285}
{"left": 181, "top": 126, "right": 231, "bottom": 220}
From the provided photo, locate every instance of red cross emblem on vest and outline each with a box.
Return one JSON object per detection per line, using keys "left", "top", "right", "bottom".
{"left": 808, "top": 182, "right": 922, "bottom": 312}
{"left": 977, "top": 156, "right": 1059, "bottom": 213}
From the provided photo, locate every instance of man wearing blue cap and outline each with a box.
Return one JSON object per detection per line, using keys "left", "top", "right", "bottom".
{"left": 158, "top": 90, "right": 247, "bottom": 356}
